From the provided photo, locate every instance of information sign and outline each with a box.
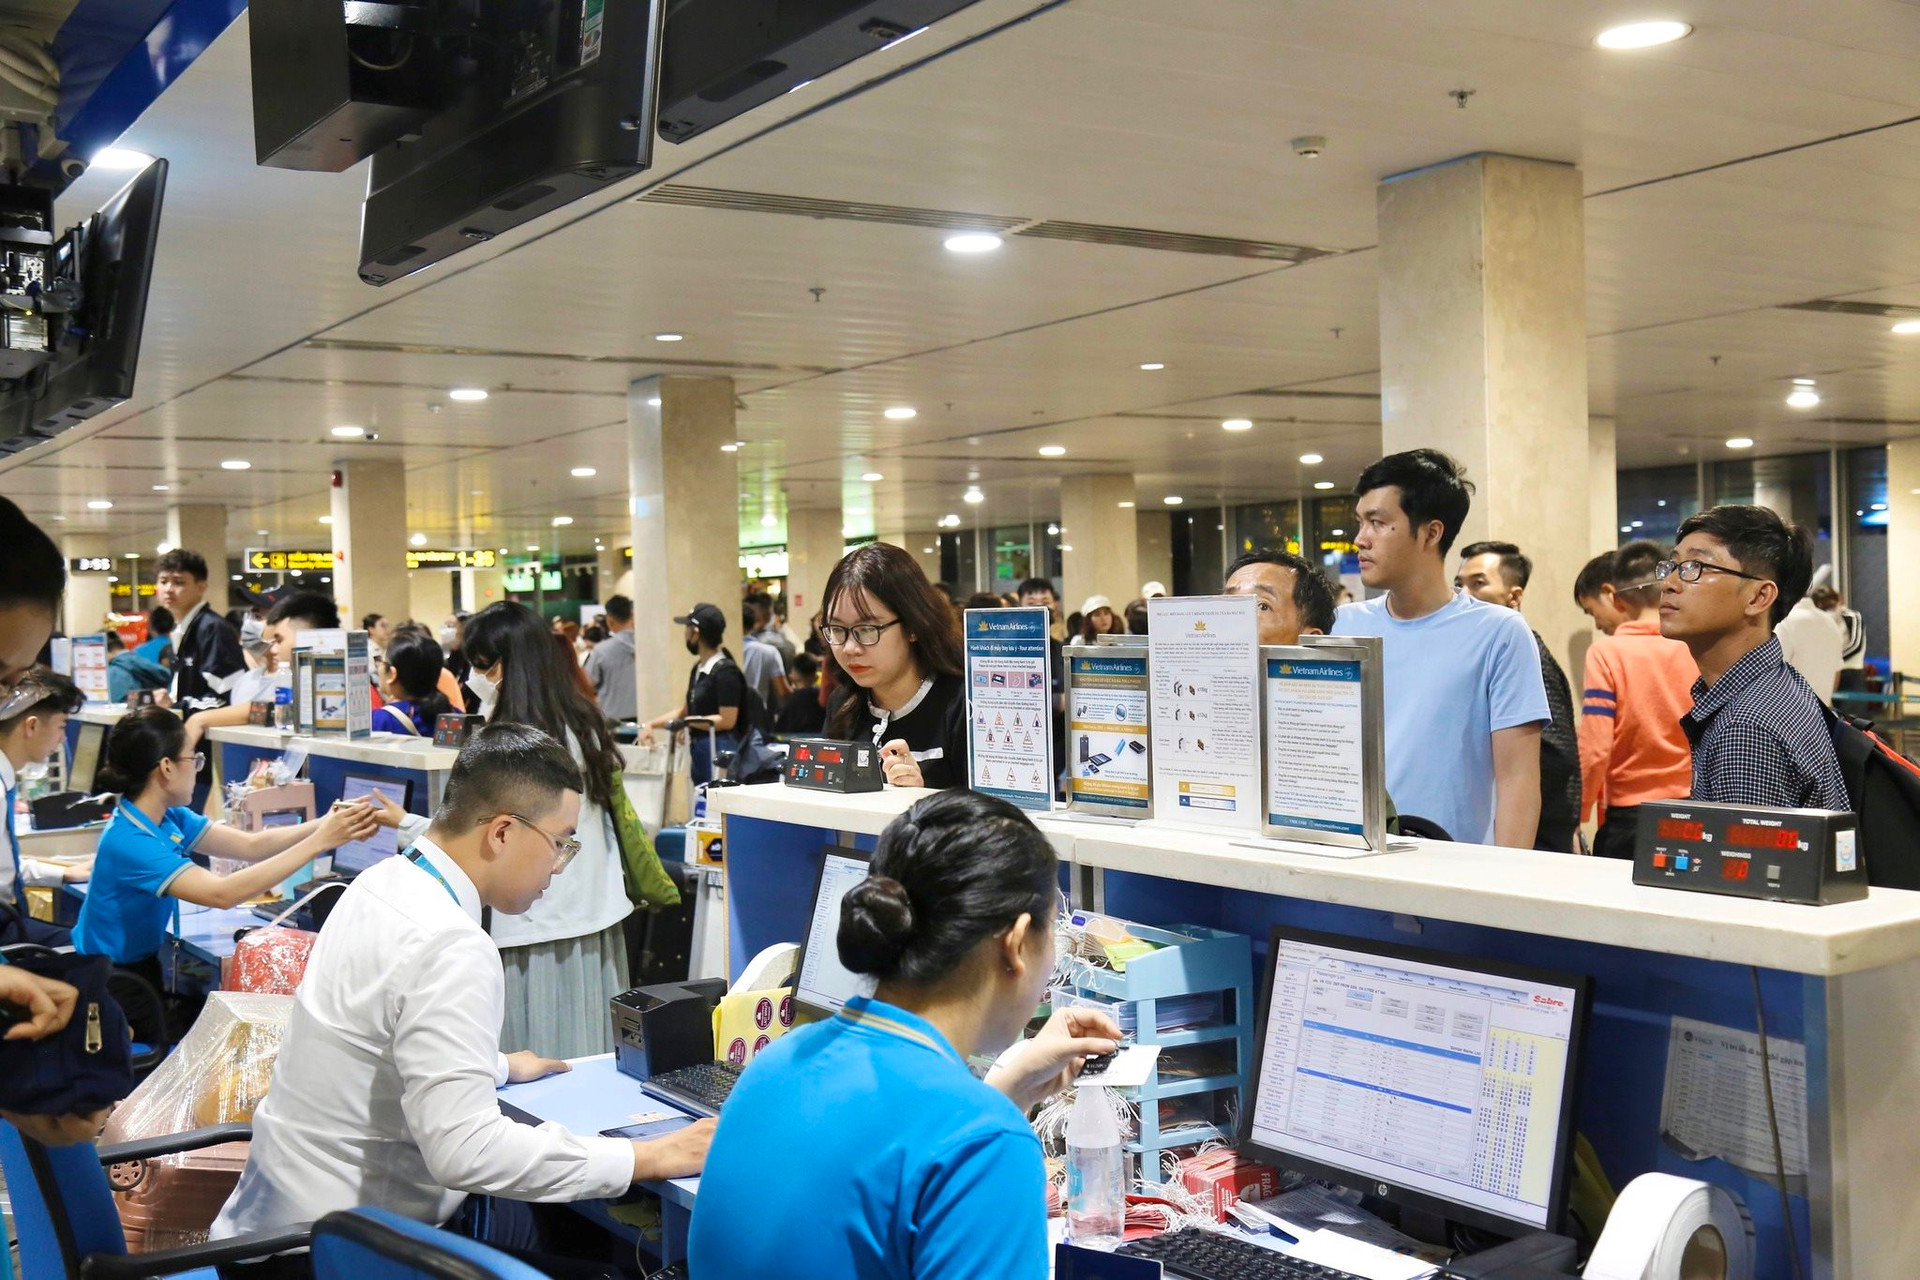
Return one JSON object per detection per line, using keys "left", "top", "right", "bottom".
{"left": 1146, "top": 595, "right": 1262, "bottom": 830}
{"left": 1063, "top": 645, "right": 1151, "bottom": 816}
{"left": 963, "top": 606, "right": 1054, "bottom": 813}
{"left": 1261, "top": 636, "right": 1385, "bottom": 850}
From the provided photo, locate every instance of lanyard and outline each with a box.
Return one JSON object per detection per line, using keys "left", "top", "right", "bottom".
{"left": 869, "top": 678, "right": 934, "bottom": 748}
{"left": 116, "top": 798, "right": 190, "bottom": 849}
{"left": 405, "top": 849, "right": 461, "bottom": 906}
{"left": 837, "top": 1002, "right": 960, "bottom": 1064}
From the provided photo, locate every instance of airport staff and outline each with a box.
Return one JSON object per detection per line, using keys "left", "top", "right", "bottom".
{"left": 0, "top": 670, "right": 91, "bottom": 946}
{"left": 689, "top": 790, "right": 1118, "bottom": 1278}
{"left": 213, "top": 723, "right": 711, "bottom": 1269}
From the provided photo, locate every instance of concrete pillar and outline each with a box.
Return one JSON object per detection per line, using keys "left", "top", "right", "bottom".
{"left": 786, "top": 505, "right": 845, "bottom": 625}
{"left": 407, "top": 571, "right": 454, "bottom": 626}
{"left": 904, "top": 532, "right": 942, "bottom": 586}
{"left": 60, "top": 535, "right": 113, "bottom": 634}
{"left": 1136, "top": 511, "right": 1173, "bottom": 598}
{"left": 459, "top": 567, "right": 506, "bottom": 614}
{"left": 1890, "top": 439, "right": 1920, "bottom": 680}
{"left": 328, "top": 460, "right": 409, "bottom": 627}
{"left": 595, "top": 546, "right": 625, "bottom": 605}
{"left": 1377, "top": 152, "right": 1589, "bottom": 669}
{"left": 167, "top": 504, "right": 230, "bottom": 613}
{"left": 629, "top": 375, "right": 738, "bottom": 721}
{"left": 1589, "top": 416, "right": 1618, "bottom": 550}
{"left": 1059, "top": 475, "right": 1139, "bottom": 613}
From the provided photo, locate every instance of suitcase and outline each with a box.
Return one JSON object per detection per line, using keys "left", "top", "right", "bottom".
{"left": 626, "top": 860, "right": 699, "bottom": 986}
{"left": 107, "top": 1141, "right": 251, "bottom": 1253}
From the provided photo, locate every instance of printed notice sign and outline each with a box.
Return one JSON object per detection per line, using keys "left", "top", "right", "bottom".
{"left": 1265, "top": 655, "right": 1366, "bottom": 837}
{"left": 1147, "top": 595, "right": 1262, "bottom": 830}
{"left": 344, "top": 630, "right": 373, "bottom": 741}
{"left": 1066, "top": 648, "right": 1151, "bottom": 815}
{"left": 1660, "top": 1015, "right": 1809, "bottom": 1180}
{"left": 71, "top": 635, "right": 109, "bottom": 704}
{"left": 964, "top": 607, "right": 1054, "bottom": 813}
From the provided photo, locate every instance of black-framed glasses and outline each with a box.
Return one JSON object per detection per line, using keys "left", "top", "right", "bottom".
{"left": 1654, "top": 559, "right": 1771, "bottom": 586}
{"left": 170, "top": 752, "right": 206, "bottom": 770}
{"left": 505, "top": 812, "right": 581, "bottom": 870}
{"left": 821, "top": 619, "right": 903, "bottom": 647}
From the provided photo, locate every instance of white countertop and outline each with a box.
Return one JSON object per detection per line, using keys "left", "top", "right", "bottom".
{"left": 711, "top": 782, "right": 1920, "bottom": 977}
{"left": 208, "top": 724, "right": 462, "bottom": 770}
{"left": 76, "top": 705, "right": 129, "bottom": 725}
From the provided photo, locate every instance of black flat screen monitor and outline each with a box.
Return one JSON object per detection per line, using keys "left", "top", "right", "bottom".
{"left": 1242, "top": 926, "right": 1589, "bottom": 1238}
{"left": 793, "top": 845, "right": 873, "bottom": 1018}
{"left": 331, "top": 773, "right": 412, "bottom": 876}
{"left": 68, "top": 721, "right": 105, "bottom": 794}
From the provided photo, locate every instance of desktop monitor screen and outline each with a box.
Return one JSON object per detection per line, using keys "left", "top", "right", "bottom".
{"left": 69, "top": 722, "right": 104, "bottom": 794}
{"left": 1243, "top": 926, "right": 1589, "bottom": 1237}
{"left": 794, "top": 847, "right": 875, "bottom": 1018}
{"left": 331, "top": 773, "right": 412, "bottom": 876}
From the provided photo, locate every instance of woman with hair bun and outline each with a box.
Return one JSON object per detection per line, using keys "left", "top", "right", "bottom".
{"left": 688, "top": 790, "right": 1120, "bottom": 1278}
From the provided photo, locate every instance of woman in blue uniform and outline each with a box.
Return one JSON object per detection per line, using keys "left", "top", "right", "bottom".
{"left": 73, "top": 707, "right": 380, "bottom": 989}
{"left": 689, "top": 790, "right": 1121, "bottom": 1278}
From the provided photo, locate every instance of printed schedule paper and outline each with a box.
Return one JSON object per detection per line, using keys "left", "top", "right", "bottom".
{"left": 964, "top": 606, "right": 1054, "bottom": 813}
{"left": 1146, "top": 594, "right": 1262, "bottom": 831}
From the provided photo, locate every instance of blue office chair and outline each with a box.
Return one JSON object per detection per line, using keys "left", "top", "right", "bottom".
{"left": 1391, "top": 814, "right": 1454, "bottom": 842}
{"left": 0, "top": 1120, "right": 309, "bottom": 1280}
{"left": 310, "top": 1207, "right": 548, "bottom": 1280}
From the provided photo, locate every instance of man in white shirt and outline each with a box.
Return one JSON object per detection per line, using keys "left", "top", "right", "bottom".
{"left": 213, "top": 722, "right": 711, "bottom": 1267}
{"left": 1775, "top": 592, "right": 1845, "bottom": 705}
{"left": 1, "top": 669, "right": 92, "bottom": 946}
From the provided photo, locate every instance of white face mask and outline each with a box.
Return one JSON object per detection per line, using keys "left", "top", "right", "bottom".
{"left": 465, "top": 668, "right": 497, "bottom": 713}
{"left": 440, "top": 625, "right": 458, "bottom": 647}
{"left": 239, "top": 615, "right": 267, "bottom": 655}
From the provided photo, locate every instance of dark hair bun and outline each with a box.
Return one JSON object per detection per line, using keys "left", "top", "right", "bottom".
{"left": 837, "top": 875, "right": 915, "bottom": 978}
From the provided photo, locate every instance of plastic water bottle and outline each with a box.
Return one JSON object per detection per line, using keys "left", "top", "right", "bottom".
{"left": 1066, "top": 1085, "right": 1125, "bottom": 1249}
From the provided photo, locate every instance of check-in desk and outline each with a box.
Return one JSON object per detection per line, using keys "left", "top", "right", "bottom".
{"left": 207, "top": 725, "right": 454, "bottom": 819}
{"left": 710, "top": 783, "right": 1920, "bottom": 1280}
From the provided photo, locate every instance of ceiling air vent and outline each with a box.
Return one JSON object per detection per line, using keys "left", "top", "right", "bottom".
{"left": 1013, "top": 220, "right": 1336, "bottom": 263}
{"left": 1776, "top": 300, "right": 1920, "bottom": 319}
{"left": 637, "top": 184, "right": 1024, "bottom": 233}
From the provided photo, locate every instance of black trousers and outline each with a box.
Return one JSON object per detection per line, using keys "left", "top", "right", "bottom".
{"left": 1593, "top": 806, "right": 1641, "bottom": 860}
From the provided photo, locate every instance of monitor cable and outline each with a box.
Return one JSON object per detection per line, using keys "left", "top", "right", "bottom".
{"left": 1749, "top": 964, "right": 1804, "bottom": 1280}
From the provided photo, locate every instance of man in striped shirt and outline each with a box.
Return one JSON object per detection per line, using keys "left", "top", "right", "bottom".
{"left": 1575, "top": 541, "right": 1697, "bottom": 859}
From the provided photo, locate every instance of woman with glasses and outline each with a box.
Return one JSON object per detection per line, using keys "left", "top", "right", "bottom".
{"left": 821, "top": 543, "right": 968, "bottom": 789}
{"left": 73, "top": 705, "right": 381, "bottom": 990}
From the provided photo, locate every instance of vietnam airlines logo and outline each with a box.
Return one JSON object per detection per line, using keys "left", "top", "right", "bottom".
{"left": 1193, "top": 621, "right": 1208, "bottom": 632}
{"left": 977, "top": 619, "right": 992, "bottom": 631}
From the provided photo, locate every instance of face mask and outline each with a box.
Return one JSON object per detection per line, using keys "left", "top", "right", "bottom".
{"left": 466, "top": 668, "right": 497, "bottom": 712}
{"left": 685, "top": 638, "right": 699, "bottom": 656}
{"left": 440, "top": 625, "right": 458, "bottom": 646}
{"left": 240, "top": 615, "right": 267, "bottom": 655}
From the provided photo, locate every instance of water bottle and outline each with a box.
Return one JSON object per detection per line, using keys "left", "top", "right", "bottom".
{"left": 1066, "top": 1085, "right": 1125, "bottom": 1249}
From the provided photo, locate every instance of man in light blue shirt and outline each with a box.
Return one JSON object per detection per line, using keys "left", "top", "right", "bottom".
{"left": 1333, "top": 449, "right": 1548, "bottom": 846}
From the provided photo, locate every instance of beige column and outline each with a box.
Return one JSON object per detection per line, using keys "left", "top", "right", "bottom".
{"left": 629, "top": 375, "right": 738, "bottom": 720}
{"left": 1588, "top": 416, "right": 1618, "bottom": 549}
{"left": 1135, "top": 511, "right": 1173, "bottom": 596}
{"left": 785, "top": 505, "right": 845, "bottom": 625}
{"left": 595, "top": 545, "right": 627, "bottom": 605}
{"left": 459, "top": 567, "right": 506, "bottom": 613}
{"left": 60, "top": 535, "right": 113, "bottom": 634}
{"left": 328, "top": 460, "right": 409, "bottom": 627}
{"left": 904, "top": 532, "right": 942, "bottom": 585}
{"left": 1377, "top": 152, "right": 1589, "bottom": 669}
{"left": 1890, "top": 439, "right": 1920, "bottom": 679}
{"left": 1059, "top": 475, "right": 1139, "bottom": 613}
{"left": 407, "top": 571, "right": 455, "bottom": 625}
{"left": 167, "top": 505, "right": 230, "bottom": 613}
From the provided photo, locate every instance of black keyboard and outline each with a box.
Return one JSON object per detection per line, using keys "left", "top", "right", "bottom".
{"left": 647, "top": 1060, "right": 743, "bottom": 1114}
{"left": 1117, "top": 1229, "right": 1371, "bottom": 1280}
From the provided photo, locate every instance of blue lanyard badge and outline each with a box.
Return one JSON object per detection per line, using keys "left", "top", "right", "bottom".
{"left": 116, "top": 799, "right": 190, "bottom": 850}
{"left": 406, "top": 850, "right": 461, "bottom": 906}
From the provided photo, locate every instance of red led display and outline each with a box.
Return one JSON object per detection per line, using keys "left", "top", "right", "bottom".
{"left": 1727, "top": 824, "right": 1799, "bottom": 850}
{"left": 1721, "top": 858, "right": 1751, "bottom": 881}
{"left": 1657, "top": 818, "right": 1706, "bottom": 842}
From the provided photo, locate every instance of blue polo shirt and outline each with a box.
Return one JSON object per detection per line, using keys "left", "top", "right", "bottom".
{"left": 72, "top": 800, "right": 209, "bottom": 963}
{"left": 688, "top": 995, "right": 1047, "bottom": 1280}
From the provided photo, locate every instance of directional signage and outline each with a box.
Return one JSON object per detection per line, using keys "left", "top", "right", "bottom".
{"left": 68, "top": 556, "right": 115, "bottom": 573}
{"left": 246, "top": 548, "right": 335, "bottom": 572}
{"left": 406, "top": 548, "right": 497, "bottom": 570}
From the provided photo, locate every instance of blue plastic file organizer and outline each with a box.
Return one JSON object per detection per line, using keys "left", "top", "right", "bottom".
{"left": 1059, "top": 920, "right": 1254, "bottom": 1166}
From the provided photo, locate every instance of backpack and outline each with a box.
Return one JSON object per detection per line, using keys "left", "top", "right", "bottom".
{"left": 1824, "top": 707, "right": 1920, "bottom": 890}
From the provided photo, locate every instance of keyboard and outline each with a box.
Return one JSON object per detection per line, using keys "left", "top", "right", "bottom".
{"left": 1116, "top": 1229, "right": 1371, "bottom": 1280}
{"left": 647, "top": 1060, "right": 743, "bottom": 1115}
{"left": 250, "top": 897, "right": 300, "bottom": 922}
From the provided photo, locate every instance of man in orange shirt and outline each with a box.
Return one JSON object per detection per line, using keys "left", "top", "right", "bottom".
{"left": 1577, "top": 540, "right": 1698, "bottom": 859}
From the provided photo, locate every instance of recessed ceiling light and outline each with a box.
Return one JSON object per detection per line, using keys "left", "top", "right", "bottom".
{"left": 1038, "top": 445, "right": 1067, "bottom": 457}
{"left": 923, "top": 546, "right": 936, "bottom": 553}
{"left": 526, "top": 543, "right": 540, "bottom": 551}
{"left": 87, "top": 499, "right": 113, "bottom": 509}
{"left": 1222, "top": 419, "right": 1253, "bottom": 432}
{"left": 498, "top": 546, "right": 510, "bottom": 553}
{"left": 553, "top": 516, "right": 574, "bottom": 526}
{"left": 1117, "top": 501, "right": 1135, "bottom": 509}
{"left": 760, "top": 512, "right": 778, "bottom": 528}
{"left": 257, "top": 529, "right": 270, "bottom": 536}
{"left": 1299, "top": 452, "right": 1323, "bottom": 465}
{"left": 1727, "top": 437, "right": 1755, "bottom": 449}
{"left": 318, "top": 515, "right": 333, "bottom": 525}
{"left": 720, "top": 443, "right": 739, "bottom": 453}
{"left": 939, "top": 513, "right": 960, "bottom": 527}
{"left": 647, "top": 396, "right": 662, "bottom": 407}
{"left": 409, "top": 532, "right": 427, "bottom": 546}
{"left": 884, "top": 406, "right": 917, "bottom": 420}
{"left": 1594, "top": 20, "right": 1692, "bottom": 49}
{"left": 1046, "top": 523, "right": 1060, "bottom": 535}
{"left": 653, "top": 332, "right": 684, "bottom": 342}
{"left": 1138, "top": 362, "right": 1165, "bottom": 371}
{"left": 155, "top": 541, "right": 173, "bottom": 554}
{"left": 1658, "top": 499, "right": 1668, "bottom": 507}
{"left": 860, "top": 471, "right": 884, "bottom": 482}
{"left": 123, "top": 552, "right": 138, "bottom": 559}
{"left": 1791, "top": 377, "right": 1817, "bottom": 386}
{"left": 91, "top": 148, "right": 155, "bottom": 171}
{"left": 151, "top": 483, "right": 170, "bottom": 492}
{"left": 1330, "top": 528, "right": 1345, "bottom": 537}
{"left": 448, "top": 387, "right": 488, "bottom": 402}
{"left": 1785, "top": 389, "right": 1820, "bottom": 409}
{"left": 221, "top": 459, "right": 251, "bottom": 470}
{"left": 943, "top": 232, "right": 1002, "bottom": 254}
{"left": 330, "top": 425, "right": 366, "bottom": 438}
{"left": 230, "top": 575, "right": 241, "bottom": 582}
{"left": 1313, "top": 480, "right": 1336, "bottom": 490}
{"left": 963, "top": 487, "right": 984, "bottom": 504}
{"left": 1163, "top": 495, "right": 1184, "bottom": 505}
{"left": 571, "top": 467, "right": 597, "bottom": 477}
{"left": 1631, "top": 520, "right": 1644, "bottom": 529}
{"left": 1892, "top": 320, "right": 1920, "bottom": 335}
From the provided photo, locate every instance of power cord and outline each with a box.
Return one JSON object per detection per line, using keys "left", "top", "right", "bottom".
{"left": 1749, "top": 965, "right": 1805, "bottom": 1280}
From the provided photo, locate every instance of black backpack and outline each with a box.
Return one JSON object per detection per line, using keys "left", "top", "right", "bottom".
{"left": 1824, "top": 708, "right": 1920, "bottom": 890}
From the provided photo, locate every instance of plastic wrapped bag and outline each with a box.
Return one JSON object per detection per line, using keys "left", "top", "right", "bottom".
{"left": 228, "top": 925, "right": 317, "bottom": 995}
{"left": 99, "top": 992, "right": 293, "bottom": 1251}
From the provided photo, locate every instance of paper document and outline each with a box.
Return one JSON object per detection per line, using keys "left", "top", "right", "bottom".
{"left": 1285, "top": 1229, "right": 1436, "bottom": 1280}
{"left": 1659, "top": 1015, "right": 1808, "bottom": 1178}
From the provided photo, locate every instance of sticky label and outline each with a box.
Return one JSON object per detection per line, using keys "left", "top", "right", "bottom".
{"left": 1836, "top": 829, "right": 1858, "bottom": 874}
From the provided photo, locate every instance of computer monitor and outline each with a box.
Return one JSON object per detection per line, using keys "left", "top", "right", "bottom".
{"left": 794, "top": 846, "right": 875, "bottom": 1018}
{"left": 1243, "top": 926, "right": 1589, "bottom": 1237}
{"left": 330, "top": 773, "right": 412, "bottom": 876}
{"left": 68, "top": 722, "right": 104, "bottom": 794}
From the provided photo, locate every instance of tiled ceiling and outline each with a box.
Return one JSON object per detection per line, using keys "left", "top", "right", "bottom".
{"left": 6, "top": 0, "right": 1920, "bottom": 557}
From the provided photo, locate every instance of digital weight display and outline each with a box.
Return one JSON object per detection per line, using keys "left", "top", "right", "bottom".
{"left": 1635, "top": 800, "right": 1861, "bottom": 905}
{"left": 1721, "top": 858, "right": 1750, "bottom": 882}
{"left": 1727, "top": 823, "right": 1800, "bottom": 850}
{"left": 1656, "top": 818, "right": 1706, "bottom": 842}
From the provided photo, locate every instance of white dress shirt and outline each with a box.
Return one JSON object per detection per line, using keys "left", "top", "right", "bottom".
{"left": 211, "top": 837, "right": 634, "bottom": 1238}
{"left": 2, "top": 752, "right": 66, "bottom": 906}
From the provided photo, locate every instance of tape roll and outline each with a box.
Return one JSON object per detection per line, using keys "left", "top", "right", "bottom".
{"left": 1583, "top": 1173, "right": 1756, "bottom": 1280}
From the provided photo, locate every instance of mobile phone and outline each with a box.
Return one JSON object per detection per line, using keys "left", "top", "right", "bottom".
{"left": 1087, "top": 753, "right": 1112, "bottom": 768}
{"left": 599, "top": 1115, "right": 695, "bottom": 1140}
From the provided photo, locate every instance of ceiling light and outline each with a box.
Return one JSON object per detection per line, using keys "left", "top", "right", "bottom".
{"left": 939, "top": 514, "right": 960, "bottom": 527}
{"left": 860, "top": 471, "right": 884, "bottom": 482}
{"left": 155, "top": 541, "right": 172, "bottom": 554}
{"left": 1785, "top": 389, "right": 1820, "bottom": 409}
{"left": 761, "top": 512, "right": 778, "bottom": 527}
{"left": 1299, "top": 452, "right": 1323, "bottom": 465}
{"left": 1330, "top": 528, "right": 1345, "bottom": 537}
{"left": 1163, "top": 495, "right": 1184, "bottom": 505}
{"left": 1791, "top": 377, "right": 1816, "bottom": 386}
{"left": 1892, "top": 320, "right": 1920, "bottom": 335}
{"left": 91, "top": 148, "right": 155, "bottom": 171}
{"left": 87, "top": 499, "right": 113, "bottom": 509}
{"left": 230, "top": 575, "right": 241, "bottom": 582}
{"left": 1872, "top": 502, "right": 1888, "bottom": 511}
{"left": 1138, "top": 362, "right": 1165, "bottom": 371}
{"left": 1038, "top": 445, "right": 1067, "bottom": 457}
{"left": 1622, "top": 525, "right": 1634, "bottom": 533}
{"left": 1658, "top": 499, "right": 1668, "bottom": 506}
{"left": 648, "top": 396, "right": 662, "bottom": 407}
{"left": 1222, "top": 419, "right": 1253, "bottom": 432}
{"left": 653, "top": 332, "right": 685, "bottom": 342}
{"left": 553, "top": 516, "right": 574, "bottom": 526}
{"left": 943, "top": 232, "right": 1002, "bottom": 254}
{"left": 884, "top": 406, "right": 917, "bottom": 421}
{"left": 720, "top": 443, "right": 739, "bottom": 453}
{"left": 318, "top": 516, "right": 333, "bottom": 525}
{"left": 221, "top": 459, "right": 251, "bottom": 470}
{"left": 1313, "top": 480, "right": 1336, "bottom": 490}
{"left": 1630, "top": 520, "right": 1644, "bottom": 528}
{"left": 1117, "top": 501, "right": 1135, "bottom": 509}
{"left": 923, "top": 546, "right": 935, "bottom": 553}
{"left": 1594, "top": 20, "right": 1692, "bottom": 49}
{"left": 963, "top": 487, "right": 984, "bottom": 504}
{"left": 526, "top": 544, "right": 540, "bottom": 551}
{"left": 448, "top": 387, "right": 488, "bottom": 402}
{"left": 409, "top": 532, "right": 428, "bottom": 546}
{"left": 571, "top": 467, "right": 597, "bottom": 477}
{"left": 1727, "top": 437, "right": 1755, "bottom": 449}
{"left": 151, "top": 483, "right": 170, "bottom": 492}
{"left": 257, "top": 529, "right": 270, "bottom": 536}
{"left": 498, "top": 546, "right": 510, "bottom": 553}
{"left": 1046, "top": 523, "right": 1060, "bottom": 535}
{"left": 330, "top": 425, "right": 366, "bottom": 438}
{"left": 124, "top": 552, "right": 138, "bottom": 559}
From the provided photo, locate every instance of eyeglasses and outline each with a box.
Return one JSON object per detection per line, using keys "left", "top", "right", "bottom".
{"left": 821, "top": 619, "right": 903, "bottom": 648}
{"left": 505, "top": 813, "right": 581, "bottom": 871}
{"left": 170, "top": 752, "right": 206, "bottom": 770}
{"left": 1654, "top": 559, "right": 1771, "bottom": 586}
